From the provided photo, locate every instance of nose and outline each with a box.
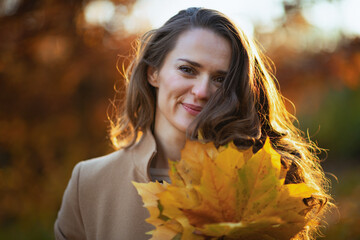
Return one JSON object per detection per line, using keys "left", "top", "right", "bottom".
{"left": 192, "top": 76, "right": 211, "bottom": 100}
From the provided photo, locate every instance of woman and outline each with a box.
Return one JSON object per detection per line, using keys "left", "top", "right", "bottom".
{"left": 55, "top": 7, "right": 330, "bottom": 240}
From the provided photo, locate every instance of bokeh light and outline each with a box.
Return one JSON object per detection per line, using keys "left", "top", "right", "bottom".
{"left": 84, "top": 0, "right": 115, "bottom": 25}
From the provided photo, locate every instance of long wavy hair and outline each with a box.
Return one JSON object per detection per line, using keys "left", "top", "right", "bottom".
{"left": 109, "top": 7, "right": 332, "bottom": 239}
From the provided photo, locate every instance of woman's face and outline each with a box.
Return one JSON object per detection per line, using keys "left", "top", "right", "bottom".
{"left": 148, "top": 28, "right": 231, "bottom": 135}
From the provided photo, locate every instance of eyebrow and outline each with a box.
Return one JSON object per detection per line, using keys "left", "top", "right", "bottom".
{"left": 177, "top": 58, "right": 228, "bottom": 75}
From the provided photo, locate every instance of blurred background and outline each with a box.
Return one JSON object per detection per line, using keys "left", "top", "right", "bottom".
{"left": 0, "top": 0, "right": 359, "bottom": 239}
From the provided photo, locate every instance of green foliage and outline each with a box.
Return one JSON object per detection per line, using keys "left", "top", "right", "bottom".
{"left": 299, "top": 87, "right": 360, "bottom": 159}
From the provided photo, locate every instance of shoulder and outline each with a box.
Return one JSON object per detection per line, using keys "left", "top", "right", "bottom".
{"left": 55, "top": 130, "right": 156, "bottom": 239}
{"left": 77, "top": 148, "right": 129, "bottom": 174}
{"left": 74, "top": 130, "right": 157, "bottom": 183}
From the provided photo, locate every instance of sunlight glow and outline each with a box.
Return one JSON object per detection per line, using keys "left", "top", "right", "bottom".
{"left": 304, "top": 1, "right": 341, "bottom": 32}
{"left": 304, "top": 0, "right": 360, "bottom": 36}
{"left": 123, "top": 0, "right": 285, "bottom": 37}
{"left": 341, "top": 0, "right": 360, "bottom": 35}
{"left": 83, "top": 0, "right": 360, "bottom": 43}
{"left": 84, "top": 0, "right": 115, "bottom": 25}
{"left": 0, "top": 0, "right": 21, "bottom": 16}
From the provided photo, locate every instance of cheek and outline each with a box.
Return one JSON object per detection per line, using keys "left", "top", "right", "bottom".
{"left": 159, "top": 74, "right": 189, "bottom": 100}
{"left": 209, "top": 85, "right": 219, "bottom": 96}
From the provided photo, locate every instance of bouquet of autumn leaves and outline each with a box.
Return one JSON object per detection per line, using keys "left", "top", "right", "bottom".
{"left": 133, "top": 138, "right": 318, "bottom": 240}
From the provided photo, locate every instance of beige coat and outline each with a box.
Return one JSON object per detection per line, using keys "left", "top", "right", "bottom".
{"left": 54, "top": 130, "right": 157, "bottom": 240}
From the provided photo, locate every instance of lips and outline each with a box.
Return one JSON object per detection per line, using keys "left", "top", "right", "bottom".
{"left": 182, "top": 103, "right": 203, "bottom": 116}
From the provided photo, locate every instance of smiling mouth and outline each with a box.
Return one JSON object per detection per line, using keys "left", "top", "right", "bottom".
{"left": 182, "top": 103, "right": 203, "bottom": 116}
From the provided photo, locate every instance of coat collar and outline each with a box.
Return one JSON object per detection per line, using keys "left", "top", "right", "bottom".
{"left": 130, "top": 128, "right": 157, "bottom": 181}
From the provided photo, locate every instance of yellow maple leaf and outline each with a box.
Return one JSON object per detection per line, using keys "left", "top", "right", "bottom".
{"left": 133, "top": 138, "right": 318, "bottom": 240}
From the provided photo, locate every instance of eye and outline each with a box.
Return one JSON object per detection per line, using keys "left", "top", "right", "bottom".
{"left": 213, "top": 75, "right": 225, "bottom": 84}
{"left": 179, "top": 65, "right": 196, "bottom": 75}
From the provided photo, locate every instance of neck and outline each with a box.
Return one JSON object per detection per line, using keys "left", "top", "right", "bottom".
{"left": 151, "top": 123, "right": 186, "bottom": 169}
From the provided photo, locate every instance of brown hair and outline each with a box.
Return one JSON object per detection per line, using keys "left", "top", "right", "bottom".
{"left": 109, "top": 7, "right": 332, "bottom": 239}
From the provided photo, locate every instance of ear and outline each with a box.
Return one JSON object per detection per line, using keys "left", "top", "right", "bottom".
{"left": 147, "top": 66, "right": 159, "bottom": 87}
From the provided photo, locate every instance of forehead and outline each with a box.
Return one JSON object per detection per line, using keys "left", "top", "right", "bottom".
{"left": 164, "top": 28, "right": 232, "bottom": 70}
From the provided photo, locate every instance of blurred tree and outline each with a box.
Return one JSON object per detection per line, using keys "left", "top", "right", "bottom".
{"left": 255, "top": 4, "right": 360, "bottom": 238}
{"left": 255, "top": 1, "right": 360, "bottom": 162}
{"left": 0, "top": 0, "right": 136, "bottom": 238}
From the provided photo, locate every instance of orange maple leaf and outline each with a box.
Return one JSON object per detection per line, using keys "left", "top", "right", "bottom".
{"left": 133, "top": 138, "right": 317, "bottom": 240}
